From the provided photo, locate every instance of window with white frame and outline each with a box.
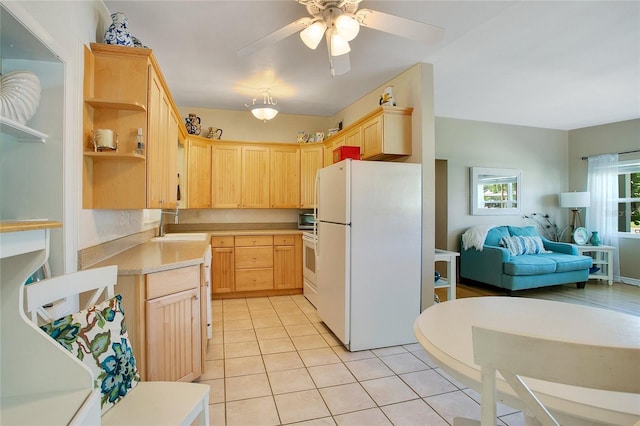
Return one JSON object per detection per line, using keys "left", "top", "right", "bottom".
{"left": 618, "top": 159, "right": 640, "bottom": 234}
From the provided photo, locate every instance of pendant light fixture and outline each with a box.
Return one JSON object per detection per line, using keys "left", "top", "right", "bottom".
{"left": 246, "top": 88, "right": 279, "bottom": 122}
{"left": 299, "top": 7, "right": 360, "bottom": 57}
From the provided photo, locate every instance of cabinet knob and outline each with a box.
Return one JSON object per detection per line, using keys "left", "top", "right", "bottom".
{"left": 194, "top": 294, "right": 200, "bottom": 300}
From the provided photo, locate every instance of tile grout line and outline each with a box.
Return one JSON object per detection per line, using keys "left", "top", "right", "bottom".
{"left": 217, "top": 295, "right": 492, "bottom": 426}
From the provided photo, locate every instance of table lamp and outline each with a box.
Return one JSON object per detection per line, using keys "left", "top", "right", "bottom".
{"left": 559, "top": 192, "right": 591, "bottom": 236}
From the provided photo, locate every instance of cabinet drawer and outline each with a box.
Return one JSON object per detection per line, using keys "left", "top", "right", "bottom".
{"left": 211, "top": 236, "right": 234, "bottom": 247}
{"left": 235, "top": 247, "right": 273, "bottom": 269}
{"left": 235, "top": 268, "right": 274, "bottom": 291}
{"left": 235, "top": 235, "right": 273, "bottom": 247}
{"left": 146, "top": 265, "right": 199, "bottom": 300}
{"left": 273, "top": 234, "right": 297, "bottom": 246}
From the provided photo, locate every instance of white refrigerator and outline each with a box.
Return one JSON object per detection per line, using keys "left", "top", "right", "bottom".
{"left": 316, "top": 159, "right": 422, "bottom": 351}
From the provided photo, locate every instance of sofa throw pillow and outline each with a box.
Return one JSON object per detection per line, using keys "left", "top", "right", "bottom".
{"left": 508, "top": 226, "right": 539, "bottom": 237}
{"left": 500, "top": 235, "right": 549, "bottom": 256}
{"left": 40, "top": 294, "right": 140, "bottom": 414}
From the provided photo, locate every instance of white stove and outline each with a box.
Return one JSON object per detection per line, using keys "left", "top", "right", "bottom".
{"left": 302, "top": 231, "right": 318, "bottom": 307}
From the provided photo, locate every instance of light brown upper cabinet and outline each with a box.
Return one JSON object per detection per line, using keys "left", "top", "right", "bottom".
{"left": 211, "top": 143, "right": 242, "bottom": 208}
{"left": 360, "top": 107, "right": 412, "bottom": 160}
{"left": 83, "top": 43, "right": 183, "bottom": 209}
{"left": 241, "top": 145, "right": 270, "bottom": 208}
{"left": 344, "top": 126, "right": 362, "bottom": 150}
{"left": 300, "top": 144, "right": 324, "bottom": 208}
{"left": 185, "top": 136, "right": 212, "bottom": 208}
{"left": 323, "top": 106, "right": 413, "bottom": 162}
{"left": 147, "top": 66, "right": 178, "bottom": 209}
{"left": 270, "top": 145, "right": 300, "bottom": 208}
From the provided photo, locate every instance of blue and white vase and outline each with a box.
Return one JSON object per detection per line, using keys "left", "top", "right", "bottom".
{"left": 104, "top": 12, "right": 134, "bottom": 47}
{"left": 185, "top": 113, "right": 201, "bottom": 135}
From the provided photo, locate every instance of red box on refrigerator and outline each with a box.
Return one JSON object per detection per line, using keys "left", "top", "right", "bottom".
{"left": 333, "top": 146, "right": 361, "bottom": 163}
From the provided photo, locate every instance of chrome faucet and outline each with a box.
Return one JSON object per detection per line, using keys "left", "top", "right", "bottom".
{"left": 158, "top": 208, "right": 179, "bottom": 237}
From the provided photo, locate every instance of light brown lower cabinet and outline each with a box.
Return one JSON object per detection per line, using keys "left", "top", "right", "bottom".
{"left": 274, "top": 234, "right": 302, "bottom": 290}
{"left": 211, "top": 233, "right": 303, "bottom": 298}
{"left": 146, "top": 287, "right": 201, "bottom": 382}
{"left": 116, "top": 264, "right": 204, "bottom": 382}
{"left": 211, "top": 236, "right": 235, "bottom": 293}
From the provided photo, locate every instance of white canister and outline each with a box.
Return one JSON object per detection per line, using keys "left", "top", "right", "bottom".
{"left": 92, "top": 129, "right": 118, "bottom": 151}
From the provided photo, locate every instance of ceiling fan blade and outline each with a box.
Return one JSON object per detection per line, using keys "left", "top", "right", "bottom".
{"left": 237, "top": 18, "right": 311, "bottom": 57}
{"left": 356, "top": 9, "right": 444, "bottom": 44}
{"left": 331, "top": 53, "right": 351, "bottom": 77}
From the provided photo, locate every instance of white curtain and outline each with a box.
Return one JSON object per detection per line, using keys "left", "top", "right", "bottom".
{"left": 586, "top": 153, "right": 620, "bottom": 280}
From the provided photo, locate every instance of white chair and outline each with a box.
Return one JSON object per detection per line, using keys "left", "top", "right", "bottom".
{"left": 454, "top": 325, "right": 640, "bottom": 426}
{"left": 25, "top": 265, "right": 210, "bottom": 426}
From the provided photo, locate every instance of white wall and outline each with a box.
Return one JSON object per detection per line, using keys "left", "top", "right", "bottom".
{"left": 435, "top": 117, "right": 569, "bottom": 250}
{"left": 568, "top": 118, "right": 640, "bottom": 282}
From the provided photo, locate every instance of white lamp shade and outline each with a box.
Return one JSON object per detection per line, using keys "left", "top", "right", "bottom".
{"left": 335, "top": 15, "right": 359, "bottom": 41}
{"left": 250, "top": 105, "right": 279, "bottom": 121}
{"left": 300, "top": 21, "right": 327, "bottom": 49}
{"left": 330, "top": 32, "right": 350, "bottom": 56}
{"left": 559, "top": 192, "right": 591, "bottom": 208}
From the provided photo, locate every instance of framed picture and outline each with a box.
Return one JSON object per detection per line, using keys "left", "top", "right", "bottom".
{"left": 470, "top": 167, "right": 522, "bottom": 215}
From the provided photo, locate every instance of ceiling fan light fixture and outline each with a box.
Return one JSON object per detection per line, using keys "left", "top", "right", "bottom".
{"left": 247, "top": 89, "right": 279, "bottom": 122}
{"left": 330, "top": 32, "right": 350, "bottom": 56}
{"left": 335, "top": 15, "right": 359, "bottom": 42}
{"left": 300, "top": 20, "right": 327, "bottom": 49}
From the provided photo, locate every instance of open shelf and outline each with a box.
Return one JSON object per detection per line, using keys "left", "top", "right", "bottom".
{"left": 85, "top": 98, "right": 146, "bottom": 112}
{"left": 0, "top": 116, "right": 48, "bottom": 143}
{"left": 84, "top": 151, "right": 146, "bottom": 160}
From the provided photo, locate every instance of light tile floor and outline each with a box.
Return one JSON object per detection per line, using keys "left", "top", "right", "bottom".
{"left": 197, "top": 294, "right": 526, "bottom": 426}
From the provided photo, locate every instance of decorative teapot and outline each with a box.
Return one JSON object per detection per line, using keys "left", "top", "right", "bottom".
{"left": 207, "top": 127, "right": 223, "bottom": 140}
{"left": 185, "top": 113, "right": 201, "bottom": 135}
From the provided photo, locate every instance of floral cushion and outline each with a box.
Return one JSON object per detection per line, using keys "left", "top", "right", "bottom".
{"left": 500, "top": 235, "right": 550, "bottom": 256}
{"left": 40, "top": 294, "right": 139, "bottom": 414}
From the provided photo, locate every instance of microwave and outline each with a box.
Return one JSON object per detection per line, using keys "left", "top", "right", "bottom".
{"left": 298, "top": 212, "right": 316, "bottom": 230}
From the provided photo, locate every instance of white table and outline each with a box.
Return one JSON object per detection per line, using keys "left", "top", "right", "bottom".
{"left": 434, "top": 249, "right": 459, "bottom": 301}
{"left": 414, "top": 297, "right": 640, "bottom": 425}
{"left": 576, "top": 244, "right": 615, "bottom": 285}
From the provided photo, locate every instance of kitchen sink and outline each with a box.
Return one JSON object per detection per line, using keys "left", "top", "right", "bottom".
{"left": 150, "top": 232, "right": 209, "bottom": 242}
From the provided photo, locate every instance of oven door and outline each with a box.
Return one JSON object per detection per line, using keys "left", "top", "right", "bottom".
{"left": 302, "top": 232, "right": 318, "bottom": 306}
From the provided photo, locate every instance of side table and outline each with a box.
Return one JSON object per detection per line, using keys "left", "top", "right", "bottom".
{"left": 434, "top": 249, "right": 460, "bottom": 301}
{"left": 576, "top": 245, "right": 615, "bottom": 285}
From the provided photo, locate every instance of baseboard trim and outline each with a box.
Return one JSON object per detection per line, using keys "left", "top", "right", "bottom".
{"left": 620, "top": 276, "right": 640, "bottom": 286}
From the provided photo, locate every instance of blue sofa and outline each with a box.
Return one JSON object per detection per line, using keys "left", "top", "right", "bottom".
{"left": 460, "top": 226, "right": 592, "bottom": 293}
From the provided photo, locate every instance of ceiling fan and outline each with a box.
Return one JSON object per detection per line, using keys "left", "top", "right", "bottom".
{"left": 238, "top": 0, "right": 444, "bottom": 77}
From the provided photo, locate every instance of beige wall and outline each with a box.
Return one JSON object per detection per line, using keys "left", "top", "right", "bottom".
{"left": 568, "top": 119, "right": 640, "bottom": 283}
{"left": 176, "top": 107, "right": 330, "bottom": 144}
{"left": 326, "top": 63, "right": 435, "bottom": 309}
{"left": 435, "top": 118, "right": 569, "bottom": 251}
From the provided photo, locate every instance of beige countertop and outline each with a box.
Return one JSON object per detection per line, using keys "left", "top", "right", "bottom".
{"left": 88, "top": 228, "right": 303, "bottom": 276}
{"left": 91, "top": 239, "right": 210, "bottom": 276}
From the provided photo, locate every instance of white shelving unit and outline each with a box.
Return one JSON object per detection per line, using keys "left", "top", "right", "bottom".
{"left": 434, "top": 249, "right": 460, "bottom": 301}
{"left": 0, "top": 222, "right": 99, "bottom": 424}
{"left": 1, "top": 2, "right": 65, "bottom": 277}
{"left": 577, "top": 245, "right": 615, "bottom": 286}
